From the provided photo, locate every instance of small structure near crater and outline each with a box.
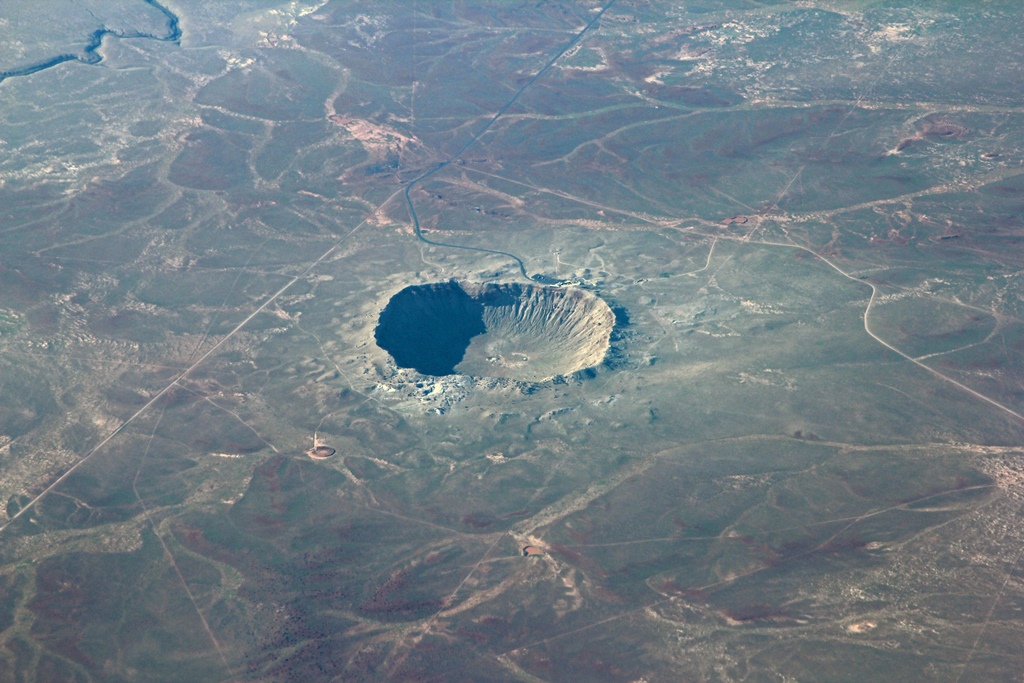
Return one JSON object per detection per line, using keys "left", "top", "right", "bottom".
{"left": 307, "top": 445, "right": 336, "bottom": 459}
{"left": 374, "top": 281, "right": 615, "bottom": 382}
{"left": 846, "top": 620, "right": 877, "bottom": 634}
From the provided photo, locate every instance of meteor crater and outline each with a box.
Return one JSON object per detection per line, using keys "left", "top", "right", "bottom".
{"left": 374, "top": 281, "right": 615, "bottom": 382}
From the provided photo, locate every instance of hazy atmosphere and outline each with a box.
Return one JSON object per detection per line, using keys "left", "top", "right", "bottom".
{"left": 2, "top": 1, "right": 1024, "bottom": 680}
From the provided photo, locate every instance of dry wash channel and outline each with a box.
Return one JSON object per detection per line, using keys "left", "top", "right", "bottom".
{"left": 374, "top": 281, "right": 615, "bottom": 382}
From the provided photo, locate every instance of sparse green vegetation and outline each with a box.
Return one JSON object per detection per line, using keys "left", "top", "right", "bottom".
{"left": 3, "top": 0, "right": 1024, "bottom": 681}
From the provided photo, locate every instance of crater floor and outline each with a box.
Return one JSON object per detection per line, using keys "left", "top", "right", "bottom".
{"left": 374, "top": 281, "right": 615, "bottom": 381}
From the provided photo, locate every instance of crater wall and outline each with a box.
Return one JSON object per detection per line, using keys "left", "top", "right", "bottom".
{"left": 374, "top": 281, "right": 615, "bottom": 381}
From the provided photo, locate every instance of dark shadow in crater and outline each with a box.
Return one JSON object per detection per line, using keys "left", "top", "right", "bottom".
{"left": 374, "top": 280, "right": 616, "bottom": 381}
{"left": 374, "top": 282, "right": 486, "bottom": 376}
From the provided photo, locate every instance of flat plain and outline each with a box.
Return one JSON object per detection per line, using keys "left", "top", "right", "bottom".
{"left": 2, "top": 1, "right": 1024, "bottom": 681}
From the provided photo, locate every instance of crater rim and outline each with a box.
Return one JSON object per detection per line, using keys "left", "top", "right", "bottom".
{"left": 373, "top": 279, "right": 616, "bottom": 382}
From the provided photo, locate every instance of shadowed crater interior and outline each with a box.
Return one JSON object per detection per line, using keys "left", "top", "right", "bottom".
{"left": 374, "top": 281, "right": 615, "bottom": 381}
